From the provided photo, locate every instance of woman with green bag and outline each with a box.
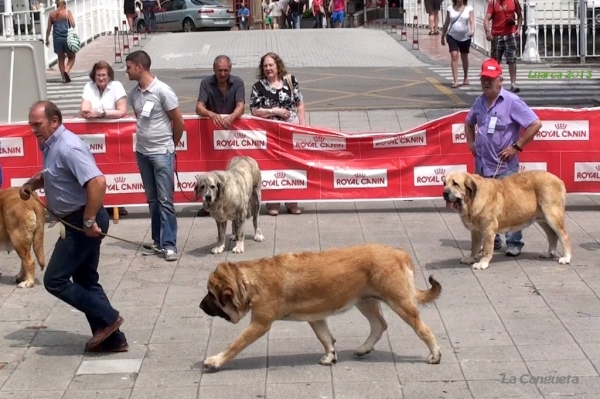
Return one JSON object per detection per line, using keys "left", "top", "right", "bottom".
{"left": 45, "top": 0, "right": 77, "bottom": 83}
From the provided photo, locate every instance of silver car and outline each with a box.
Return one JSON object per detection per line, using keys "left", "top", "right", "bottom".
{"left": 134, "top": 0, "right": 236, "bottom": 32}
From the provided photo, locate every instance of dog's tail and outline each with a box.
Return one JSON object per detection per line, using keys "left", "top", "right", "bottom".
{"left": 32, "top": 197, "right": 46, "bottom": 271}
{"left": 416, "top": 275, "right": 442, "bottom": 304}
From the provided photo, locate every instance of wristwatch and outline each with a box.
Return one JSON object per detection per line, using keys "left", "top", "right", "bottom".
{"left": 512, "top": 142, "right": 523, "bottom": 152}
{"left": 84, "top": 219, "right": 95, "bottom": 228}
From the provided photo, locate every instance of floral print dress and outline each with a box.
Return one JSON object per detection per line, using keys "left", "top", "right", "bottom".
{"left": 249, "top": 75, "right": 303, "bottom": 123}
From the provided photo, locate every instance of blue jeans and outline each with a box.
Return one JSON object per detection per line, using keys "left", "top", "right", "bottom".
{"left": 142, "top": 4, "right": 157, "bottom": 32}
{"left": 292, "top": 12, "right": 301, "bottom": 28}
{"left": 475, "top": 158, "right": 524, "bottom": 250}
{"left": 44, "top": 207, "right": 125, "bottom": 344}
{"left": 136, "top": 151, "right": 178, "bottom": 252}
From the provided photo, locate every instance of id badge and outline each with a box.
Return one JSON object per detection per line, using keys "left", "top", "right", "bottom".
{"left": 487, "top": 116, "right": 497, "bottom": 135}
{"left": 141, "top": 100, "right": 154, "bottom": 118}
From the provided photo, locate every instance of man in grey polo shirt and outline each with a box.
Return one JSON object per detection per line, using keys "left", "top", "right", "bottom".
{"left": 21, "top": 101, "right": 128, "bottom": 353}
{"left": 125, "top": 50, "right": 185, "bottom": 262}
{"left": 195, "top": 54, "right": 245, "bottom": 217}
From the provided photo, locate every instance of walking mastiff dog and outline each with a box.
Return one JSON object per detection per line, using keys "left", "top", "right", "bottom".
{"left": 199, "top": 243, "right": 443, "bottom": 370}
{"left": 442, "top": 170, "right": 572, "bottom": 270}
{"left": 194, "top": 156, "right": 265, "bottom": 254}
{"left": 0, "top": 187, "right": 46, "bottom": 288}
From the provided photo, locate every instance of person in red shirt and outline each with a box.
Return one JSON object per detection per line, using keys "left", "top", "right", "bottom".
{"left": 483, "top": 0, "right": 523, "bottom": 93}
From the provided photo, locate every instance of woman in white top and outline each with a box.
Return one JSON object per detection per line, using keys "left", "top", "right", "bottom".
{"left": 81, "top": 60, "right": 127, "bottom": 119}
{"left": 80, "top": 60, "right": 129, "bottom": 216}
{"left": 440, "top": 0, "right": 474, "bottom": 88}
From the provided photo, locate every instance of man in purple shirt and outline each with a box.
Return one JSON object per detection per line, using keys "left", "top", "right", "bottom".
{"left": 464, "top": 58, "right": 542, "bottom": 256}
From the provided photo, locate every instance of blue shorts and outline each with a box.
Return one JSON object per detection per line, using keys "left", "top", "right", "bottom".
{"left": 53, "top": 37, "right": 70, "bottom": 55}
{"left": 332, "top": 10, "right": 345, "bottom": 24}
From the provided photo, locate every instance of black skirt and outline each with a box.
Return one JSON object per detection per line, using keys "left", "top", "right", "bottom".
{"left": 124, "top": 0, "right": 136, "bottom": 15}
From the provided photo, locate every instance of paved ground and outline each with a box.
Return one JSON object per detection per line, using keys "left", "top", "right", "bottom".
{"left": 1, "top": 193, "right": 600, "bottom": 399}
{"left": 45, "top": 28, "right": 600, "bottom": 118}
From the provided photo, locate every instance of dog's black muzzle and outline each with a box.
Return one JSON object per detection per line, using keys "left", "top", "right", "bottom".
{"left": 200, "top": 292, "right": 231, "bottom": 321}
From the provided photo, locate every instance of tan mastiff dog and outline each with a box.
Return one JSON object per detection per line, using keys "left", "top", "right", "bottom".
{"left": 199, "top": 243, "right": 442, "bottom": 370}
{"left": 0, "top": 187, "right": 46, "bottom": 287}
{"left": 442, "top": 170, "right": 572, "bottom": 270}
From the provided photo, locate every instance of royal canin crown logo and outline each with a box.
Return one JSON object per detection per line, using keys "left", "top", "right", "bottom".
{"left": 354, "top": 173, "right": 366, "bottom": 178}
{"left": 234, "top": 132, "right": 246, "bottom": 139}
{"left": 114, "top": 176, "right": 126, "bottom": 183}
{"left": 555, "top": 123, "right": 567, "bottom": 130}
{"left": 434, "top": 168, "right": 445, "bottom": 175}
{"left": 313, "top": 136, "right": 326, "bottom": 142}
{"left": 519, "top": 165, "right": 526, "bottom": 172}
{"left": 274, "top": 172, "right": 286, "bottom": 179}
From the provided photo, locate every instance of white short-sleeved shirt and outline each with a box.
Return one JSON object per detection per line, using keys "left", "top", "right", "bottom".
{"left": 81, "top": 80, "right": 127, "bottom": 111}
{"left": 447, "top": 5, "right": 473, "bottom": 42}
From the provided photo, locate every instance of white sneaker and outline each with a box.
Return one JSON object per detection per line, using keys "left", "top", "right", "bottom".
{"left": 505, "top": 247, "right": 521, "bottom": 257}
{"left": 164, "top": 249, "right": 178, "bottom": 262}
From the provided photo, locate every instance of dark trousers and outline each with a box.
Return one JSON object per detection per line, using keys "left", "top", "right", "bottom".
{"left": 44, "top": 206, "right": 125, "bottom": 344}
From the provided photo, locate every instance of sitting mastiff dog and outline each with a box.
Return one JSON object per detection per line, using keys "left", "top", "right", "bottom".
{"left": 195, "top": 156, "right": 265, "bottom": 254}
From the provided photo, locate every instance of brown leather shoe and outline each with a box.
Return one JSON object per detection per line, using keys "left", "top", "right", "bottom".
{"left": 86, "top": 316, "right": 124, "bottom": 348}
{"left": 286, "top": 205, "right": 301, "bottom": 214}
{"left": 267, "top": 204, "right": 279, "bottom": 216}
{"left": 85, "top": 340, "right": 129, "bottom": 353}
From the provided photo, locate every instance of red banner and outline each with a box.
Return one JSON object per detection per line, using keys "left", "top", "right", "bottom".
{"left": 2, "top": 108, "right": 599, "bottom": 207}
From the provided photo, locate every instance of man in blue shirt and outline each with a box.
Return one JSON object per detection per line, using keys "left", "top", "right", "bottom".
{"left": 21, "top": 101, "right": 128, "bottom": 353}
{"left": 238, "top": 2, "right": 250, "bottom": 30}
{"left": 465, "top": 58, "right": 542, "bottom": 256}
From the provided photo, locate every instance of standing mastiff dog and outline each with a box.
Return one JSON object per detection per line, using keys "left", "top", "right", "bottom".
{"left": 195, "top": 156, "right": 265, "bottom": 254}
{"left": 442, "top": 170, "right": 572, "bottom": 270}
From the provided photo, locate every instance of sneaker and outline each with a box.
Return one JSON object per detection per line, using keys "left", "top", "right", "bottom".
{"left": 511, "top": 84, "right": 520, "bottom": 93}
{"left": 142, "top": 244, "right": 164, "bottom": 256}
{"left": 164, "top": 249, "right": 178, "bottom": 262}
{"left": 505, "top": 247, "right": 521, "bottom": 257}
{"left": 494, "top": 241, "right": 503, "bottom": 251}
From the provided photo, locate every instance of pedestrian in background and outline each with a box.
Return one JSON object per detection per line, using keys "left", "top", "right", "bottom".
{"left": 45, "top": 0, "right": 76, "bottom": 83}
{"left": 141, "top": 0, "right": 160, "bottom": 33}
{"left": 441, "top": 0, "right": 474, "bottom": 88}
{"left": 238, "top": 2, "right": 250, "bottom": 30}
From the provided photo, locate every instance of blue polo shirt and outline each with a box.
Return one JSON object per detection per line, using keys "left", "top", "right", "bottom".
{"left": 42, "top": 125, "right": 103, "bottom": 216}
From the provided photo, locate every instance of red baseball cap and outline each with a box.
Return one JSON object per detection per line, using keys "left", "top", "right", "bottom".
{"left": 480, "top": 58, "right": 502, "bottom": 79}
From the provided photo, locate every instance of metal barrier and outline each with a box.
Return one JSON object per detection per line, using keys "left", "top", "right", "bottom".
{"left": 1, "top": 0, "right": 122, "bottom": 69}
{"left": 114, "top": 26, "right": 122, "bottom": 63}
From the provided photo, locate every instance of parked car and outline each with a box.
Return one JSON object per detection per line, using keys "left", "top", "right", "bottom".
{"left": 134, "top": 0, "right": 235, "bottom": 32}
{"left": 588, "top": 0, "right": 600, "bottom": 25}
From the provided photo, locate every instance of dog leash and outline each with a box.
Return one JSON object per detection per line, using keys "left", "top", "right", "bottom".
{"left": 174, "top": 153, "right": 200, "bottom": 203}
{"left": 25, "top": 189, "right": 156, "bottom": 251}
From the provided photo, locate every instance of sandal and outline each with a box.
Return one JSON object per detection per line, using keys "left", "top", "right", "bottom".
{"left": 428, "top": 31, "right": 435, "bottom": 35}
{"left": 451, "top": 83, "right": 459, "bottom": 89}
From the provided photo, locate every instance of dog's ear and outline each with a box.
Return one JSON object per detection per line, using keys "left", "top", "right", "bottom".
{"left": 464, "top": 175, "right": 478, "bottom": 200}
{"left": 218, "top": 287, "right": 233, "bottom": 307}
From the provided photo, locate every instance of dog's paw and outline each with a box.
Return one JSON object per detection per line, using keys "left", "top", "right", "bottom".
{"left": 427, "top": 350, "right": 442, "bottom": 364}
{"left": 318, "top": 351, "right": 337, "bottom": 366}
{"left": 472, "top": 261, "right": 489, "bottom": 270}
{"left": 354, "top": 346, "right": 373, "bottom": 357}
{"left": 203, "top": 354, "right": 223, "bottom": 371}
{"left": 231, "top": 244, "right": 244, "bottom": 254}
{"left": 460, "top": 256, "right": 476, "bottom": 265}
{"left": 540, "top": 251, "right": 558, "bottom": 259}
{"left": 558, "top": 256, "right": 571, "bottom": 265}
{"left": 211, "top": 245, "right": 225, "bottom": 254}
{"left": 17, "top": 280, "right": 34, "bottom": 288}
{"left": 254, "top": 233, "right": 265, "bottom": 242}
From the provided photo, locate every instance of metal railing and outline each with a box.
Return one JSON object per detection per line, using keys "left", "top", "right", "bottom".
{"left": 1, "top": 0, "right": 122, "bottom": 68}
{"left": 376, "top": 0, "right": 600, "bottom": 62}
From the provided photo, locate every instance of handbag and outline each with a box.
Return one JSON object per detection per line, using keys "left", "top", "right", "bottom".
{"left": 66, "top": 15, "right": 81, "bottom": 53}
